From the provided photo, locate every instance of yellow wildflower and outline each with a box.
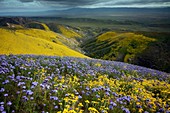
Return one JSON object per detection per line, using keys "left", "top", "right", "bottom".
{"left": 78, "top": 103, "right": 83, "bottom": 107}
{"left": 85, "top": 100, "right": 90, "bottom": 104}
{"left": 88, "top": 107, "right": 99, "bottom": 113}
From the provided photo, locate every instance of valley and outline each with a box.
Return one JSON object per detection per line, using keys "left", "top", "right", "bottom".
{"left": 0, "top": 16, "right": 170, "bottom": 72}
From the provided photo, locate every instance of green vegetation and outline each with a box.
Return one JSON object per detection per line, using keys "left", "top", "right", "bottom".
{"left": 0, "top": 55, "right": 169, "bottom": 113}
{"left": 57, "top": 25, "right": 82, "bottom": 38}
{"left": 134, "top": 31, "right": 170, "bottom": 73}
{"left": 82, "top": 31, "right": 156, "bottom": 64}
{"left": 25, "top": 22, "right": 50, "bottom": 31}
{"left": 0, "top": 17, "right": 169, "bottom": 72}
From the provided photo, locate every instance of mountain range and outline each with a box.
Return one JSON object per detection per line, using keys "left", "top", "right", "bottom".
{"left": 1, "top": 7, "right": 170, "bottom": 17}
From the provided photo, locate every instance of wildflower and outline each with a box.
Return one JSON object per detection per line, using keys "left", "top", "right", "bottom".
{"left": 85, "top": 100, "right": 90, "bottom": 104}
{"left": 32, "top": 82, "right": 38, "bottom": 86}
{"left": 78, "top": 95, "right": 82, "bottom": 99}
{"left": 0, "top": 102, "right": 4, "bottom": 105}
{"left": 2, "top": 80, "right": 9, "bottom": 84}
{"left": 22, "top": 86, "right": 26, "bottom": 89}
{"left": 26, "top": 90, "right": 33, "bottom": 95}
{"left": 122, "top": 107, "right": 130, "bottom": 113}
{"left": 109, "top": 105, "right": 114, "bottom": 110}
{"left": 96, "top": 94, "right": 100, "bottom": 98}
{"left": 16, "top": 91, "right": 20, "bottom": 94}
{"left": 78, "top": 103, "right": 83, "bottom": 107}
{"left": 88, "top": 107, "right": 99, "bottom": 113}
{"left": 105, "top": 92, "right": 110, "bottom": 96}
{"left": 0, "top": 88, "right": 5, "bottom": 92}
{"left": 54, "top": 106, "right": 58, "bottom": 109}
{"left": 112, "top": 92, "right": 118, "bottom": 97}
{"left": 7, "top": 101, "right": 12, "bottom": 106}
{"left": 75, "top": 92, "right": 79, "bottom": 95}
{"left": 22, "top": 96, "right": 29, "bottom": 101}
{"left": 30, "top": 97, "right": 34, "bottom": 100}
{"left": 0, "top": 105, "right": 4, "bottom": 111}
{"left": 17, "top": 82, "right": 25, "bottom": 86}
{"left": 166, "top": 110, "right": 170, "bottom": 113}
{"left": 50, "top": 96, "right": 58, "bottom": 100}
{"left": 86, "top": 87, "right": 90, "bottom": 91}
{"left": 158, "top": 108, "right": 164, "bottom": 112}
{"left": 136, "top": 105, "right": 142, "bottom": 108}
{"left": 4, "top": 94, "right": 8, "bottom": 97}
{"left": 110, "top": 101, "right": 117, "bottom": 107}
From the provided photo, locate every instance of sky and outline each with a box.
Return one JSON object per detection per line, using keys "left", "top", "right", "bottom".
{"left": 0, "top": 0, "right": 170, "bottom": 12}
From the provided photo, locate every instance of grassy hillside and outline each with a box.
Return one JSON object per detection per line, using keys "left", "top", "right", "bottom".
{"left": 47, "top": 24, "right": 82, "bottom": 38}
{"left": 58, "top": 25, "right": 82, "bottom": 38}
{"left": 0, "top": 28, "right": 88, "bottom": 58}
{"left": 0, "top": 55, "right": 169, "bottom": 113}
{"left": 16, "top": 28, "right": 62, "bottom": 45}
{"left": 82, "top": 31, "right": 156, "bottom": 63}
{"left": 25, "top": 22, "right": 50, "bottom": 31}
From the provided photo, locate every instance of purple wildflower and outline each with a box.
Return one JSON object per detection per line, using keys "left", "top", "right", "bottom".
{"left": 0, "top": 88, "right": 5, "bottom": 92}
{"left": 31, "top": 80, "right": 38, "bottom": 85}
{"left": 0, "top": 105, "right": 4, "bottom": 111}
{"left": 105, "top": 92, "right": 110, "bottom": 96}
{"left": 96, "top": 94, "right": 100, "bottom": 98}
{"left": 22, "top": 86, "right": 26, "bottom": 89}
{"left": 7, "top": 101, "right": 12, "bottom": 106}
{"left": 110, "top": 101, "right": 117, "bottom": 107}
{"left": 30, "top": 97, "right": 34, "bottom": 100}
{"left": 109, "top": 105, "right": 114, "bottom": 110}
{"left": 22, "top": 96, "right": 29, "bottom": 101}
{"left": 2, "top": 80, "right": 9, "bottom": 84}
{"left": 78, "top": 95, "right": 82, "bottom": 99}
{"left": 4, "top": 94, "right": 8, "bottom": 97}
{"left": 122, "top": 107, "right": 130, "bottom": 113}
{"left": 26, "top": 90, "right": 33, "bottom": 95}
{"left": 50, "top": 96, "right": 58, "bottom": 100}
{"left": 54, "top": 106, "right": 58, "bottom": 109}
{"left": 0, "top": 102, "right": 4, "bottom": 105}
{"left": 158, "top": 108, "right": 164, "bottom": 112}
{"left": 144, "top": 111, "right": 149, "bottom": 113}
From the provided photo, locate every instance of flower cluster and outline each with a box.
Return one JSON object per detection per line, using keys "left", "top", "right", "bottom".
{"left": 0, "top": 55, "right": 169, "bottom": 113}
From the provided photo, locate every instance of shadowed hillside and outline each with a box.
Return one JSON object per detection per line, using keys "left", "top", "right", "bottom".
{"left": 82, "top": 31, "right": 170, "bottom": 72}
{"left": 25, "top": 22, "right": 50, "bottom": 31}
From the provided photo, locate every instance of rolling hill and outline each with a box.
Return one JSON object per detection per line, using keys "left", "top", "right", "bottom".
{"left": 82, "top": 31, "right": 170, "bottom": 72}
{"left": 0, "top": 17, "right": 169, "bottom": 72}
{"left": 0, "top": 28, "right": 88, "bottom": 58}
{"left": 82, "top": 31, "right": 155, "bottom": 61}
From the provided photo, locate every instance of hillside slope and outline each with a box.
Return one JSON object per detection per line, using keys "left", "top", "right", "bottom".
{"left": 0, "top": 28, "right": 88, "bottom": 58}
{"left": 82, "top": 31, "right": 155, "bottom": 63}
{"left": 25, "top": 22, "right": 50, "bottom": 31}
{"left": 0, "top": 55, "right": 169, "bottom": 112}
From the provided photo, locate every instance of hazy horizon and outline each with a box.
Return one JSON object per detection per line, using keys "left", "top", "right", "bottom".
{"left": 0, "top": 0, "right": 170, "bottom": 13}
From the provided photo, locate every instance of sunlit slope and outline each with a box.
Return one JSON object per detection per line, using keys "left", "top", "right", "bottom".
{"left": 82, "top": 31, "right": 156, "bottom": 62}
{"left": 0, "top": 28, "right": 88, "bottom": 58}
{"left": 16, "top": 29, "right": 63, "bottom": 45}
{"left": 57, "top": 25, "right": 82, "bottom": 38}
